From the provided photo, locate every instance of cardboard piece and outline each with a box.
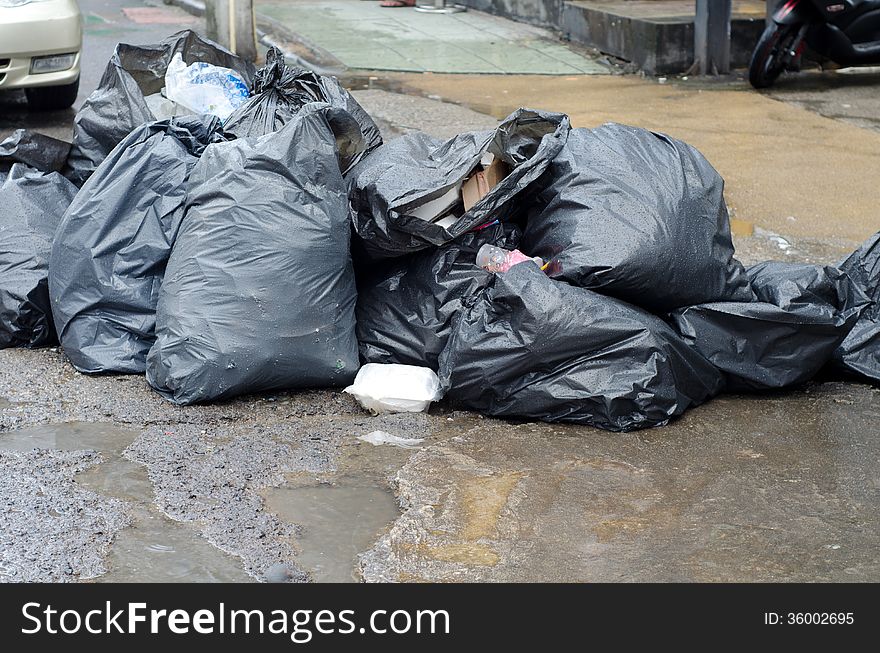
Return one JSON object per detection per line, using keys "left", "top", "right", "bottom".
{"left": 462, "top": 155, "right": 509, "bottom": 212}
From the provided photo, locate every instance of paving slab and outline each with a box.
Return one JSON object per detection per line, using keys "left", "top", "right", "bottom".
{"left": 256, "top": 0, "right": 609, "bottom": 74}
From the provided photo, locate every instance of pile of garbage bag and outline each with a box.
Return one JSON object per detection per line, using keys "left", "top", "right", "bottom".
{"left": 146, "top": 105, "right": 361, "bottom": 404}
{"left": 225, "top": 46, "right": 382, "bottom": 173}
{"left": 520, "top": 125, "right": 754, "bottom": 312}
{"left": 347, "top": 108, "right": 569, "bottom": 259}
{"left": 0, "top": 166, "right": 77, "bottom": 348}
{"left": 65, "top": 31, "right": 256, "bottom": 186}
{"left": 49, "top": 116, "right": 227, "bottom": 374}
{"left": 1, "top": 30, "right": 879, "bottom": 432}
{"left": 834, "top": 233, "right": 880, "bottom": 381}
{"left": 356, "top": 223, "right": 521, "bottom": 369}
{"left": 1, "top": 129, "right": 71, "bottom": 174}
{"left": 437, "top": 263, "right": 725, "bottom": 431}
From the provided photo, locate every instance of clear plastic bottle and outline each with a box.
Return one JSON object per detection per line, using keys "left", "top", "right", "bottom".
{"left": 476, "top": 244, "right": 544, "bottom": 273}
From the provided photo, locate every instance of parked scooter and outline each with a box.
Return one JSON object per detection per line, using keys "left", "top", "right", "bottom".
{"left": 750, "top": 0, "right": 880, "bottom": 88}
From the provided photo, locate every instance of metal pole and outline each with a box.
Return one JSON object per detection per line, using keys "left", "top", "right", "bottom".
{"left": 694, "top": 0, "right": 732, "bottom": 75}
{"left": 206, "top": 0, "right": 258, "bottom": 62}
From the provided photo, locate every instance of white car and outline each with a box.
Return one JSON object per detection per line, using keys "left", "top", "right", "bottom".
{"left": 0, "top": 0, "right": 82, "bottom": 110}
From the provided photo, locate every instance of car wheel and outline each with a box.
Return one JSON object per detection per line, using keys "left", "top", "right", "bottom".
{"left": 25, "top": 77, "right": 79, "bottom": 111}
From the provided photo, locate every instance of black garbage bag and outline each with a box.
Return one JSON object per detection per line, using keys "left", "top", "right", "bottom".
{"left": 357, "top": 223, "right": 521, "bottom": 370}
{"left": 225, "top": 47, "right": 381, "bottom": 173}
{"left": 49, "top": 115, "right": 226, "bottom": 374}
{"left": 1, "top": 130, "right": 71, "bottom": 173}
{"left": 146, "top": 105, "right": 360, "bottom": 405}
{"left": 0, "top": 165, "right": 77, "bottom": 349}
{"left": 64, "top": 30, "right": 254, "bottom": 186}
{"left": 347, "top": 108, "right": 570, "bottom": 260}
{"left": 438, "top": 264, "right": 724, "bottom": 431}
{"left": 833, "top": 232, "right": 880, "bottom": 381}
{"left": 521, "top": 124, "right": 753, "bottom": 313}
{"left": 670, "top": 261, "right": 867, "bottom": 391}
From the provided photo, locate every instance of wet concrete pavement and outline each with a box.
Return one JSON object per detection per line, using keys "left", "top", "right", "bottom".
{"left": 2, "top": 346, "right": 879, "bottom": 583}
{"left": 1, "top": 0, "right": 879, "bottom": 583}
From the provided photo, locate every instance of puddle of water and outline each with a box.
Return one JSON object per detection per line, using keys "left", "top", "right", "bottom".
{"left": 264, "top": 480, "right": 399, "bottom": 583}
{"left": 729, "top": 218, "right": 754, "bottom": 237}
{"left": 0, "top": 421, "right": 136, "bottom": 454}
{"left": 0, "top": 422, "right": 251, "bottom": 583}
{"left": 78, "top": 457, "right": 252, "bottom": 583}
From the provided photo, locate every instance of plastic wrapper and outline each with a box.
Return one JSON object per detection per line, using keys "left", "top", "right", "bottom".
{"left": 356, "top": 223, "right": 520, "bottom": 370}
{"left": 49, "top": 116, "right": 226, "bottom": 374}
{"left": 163, "top": 53, "right": 249, "bottom": 121}
{"left": 64, "top": 30, "right": 254, "bottom": 186}
{"left": 0, "top": 165, "right": 77, "bottom": 348}
{"left": 224, "top": 47, "right": 381, "bottom": 173}
{"left": 146, "top": 105, "right": 362, "bottom": 404}
{"left": 671, "top": 261, "right": 868, "bottom": 391}
{"left": 347, "top": 108, "right": 569, "bottom": 260}
{"left": 438, "top": 264, "right": 724, "bottom": 431}
{"left": 521, "top": 124, "right": 753, "bottom": 312}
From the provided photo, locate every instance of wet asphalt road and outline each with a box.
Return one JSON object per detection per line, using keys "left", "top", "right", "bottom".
{"left": 0, "top": 1, "right": 879, "bottom": 583}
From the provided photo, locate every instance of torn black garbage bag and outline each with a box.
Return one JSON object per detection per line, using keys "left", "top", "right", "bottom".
{"left": 0, "top": 130, "right": 71, "bottom": 173}
{"left": 1, "top": 165, "right": 77, "bottom": 349}
{"left": 49, "top": 115, "right": 226, "bottom": 374}
{"left": 65, "top": 30, "right": 254, "bottom": 186}
{"left": 225, "top": 46, "right": 381, "bottom": 173}
{"left": 670, "top": 261, "right": 867, "bottom": 391}
{"left": 347, "top": 108, "right": 569, "bottom": 260}
{"left": 834, "top": 232, "right": 880, "bottom": 381}
{"left": 521, "top": 124, "right": 753, "bottom": 313}
{"left": 438, "top": 264, "right": 724, "bottom": 432}
{"left": 357, "top": 223, "right": 521, "bottom": 370}
{"left": 146, "top": 105, "right": 360, "bottom": 405}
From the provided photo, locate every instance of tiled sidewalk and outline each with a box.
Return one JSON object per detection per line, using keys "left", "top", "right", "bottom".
{"left": 257, "top": 0, "right": 608, "bottom": 74}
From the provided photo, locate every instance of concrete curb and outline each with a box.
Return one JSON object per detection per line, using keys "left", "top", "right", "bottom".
{"left": 164, "top": 0, "right": 205, "bottom": 18}
{"left": 163, "top": 0, "right": 346, "bottom": 76}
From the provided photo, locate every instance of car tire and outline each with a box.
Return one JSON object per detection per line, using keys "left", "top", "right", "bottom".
{"left": 25, "top": 77, "right": 79, "bottom": 111}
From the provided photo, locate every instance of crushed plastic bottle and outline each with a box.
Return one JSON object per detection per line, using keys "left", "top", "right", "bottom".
{"left": 164, "top": 53, "right": 250, "bottom": 122}
{"left": 476, "top": 244, "right": 544, "bottom": 273}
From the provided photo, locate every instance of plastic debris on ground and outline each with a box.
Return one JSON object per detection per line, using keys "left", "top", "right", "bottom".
{"left": 347, "top": 108, "right": 569, "bottom": 260}
{"left": 438, "top": 264, "right": 725, "bottom": 432}
{"left": 0, "top": 165, "right": 77, "bottom": 349}
{"left": 64, "top": 30, "right": 254, "bottom": 186}
{"left": 358, "top": 431, "right": 425, "bottom": 448}
{"left": 834, "top": 231, "right": 880, "bottom": 380}
{"left": 146, "top": 105, "right": 362, "bottom": 404}
{"left": 671, "top": 261, "right": 868, "bottom": 391}
{"left": 345, "top": 363, "right": 442, "bottom": 414}
{"left": 356, "top": 223, "right": 521, "bottom": 370}
{"left": 164, "top": 53, "right": 249, "bottom": 121}
{"left": 224, "top": 46, "right": 382, "bottom": 173}
{"left": 49, "top": 116, "right": 226, "bottom": 374}
{"left": 521, "top": 124, "right": 753, "bottom": 312}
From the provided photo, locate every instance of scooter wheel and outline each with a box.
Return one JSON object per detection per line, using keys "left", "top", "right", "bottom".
{"left": 749, "top": 23, "right": 799, "bottom": 89}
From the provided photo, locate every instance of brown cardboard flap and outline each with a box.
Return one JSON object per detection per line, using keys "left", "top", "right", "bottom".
{"left": 461, "top": 157, "right": 510, "bottom": 212}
